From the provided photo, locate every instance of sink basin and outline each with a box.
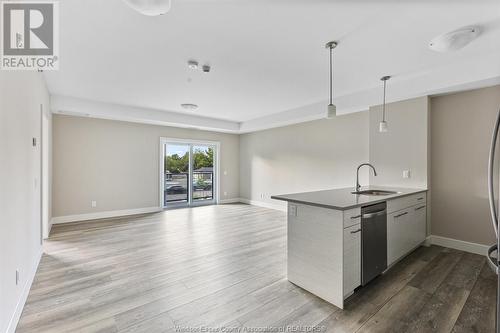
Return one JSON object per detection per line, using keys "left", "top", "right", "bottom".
{"left": 351, "top": 190, "right": 399, "bottom": 196}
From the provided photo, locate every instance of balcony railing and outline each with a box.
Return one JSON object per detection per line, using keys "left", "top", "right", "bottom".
{"left": 164, "top": 172, "right": 213, "bottom": 204}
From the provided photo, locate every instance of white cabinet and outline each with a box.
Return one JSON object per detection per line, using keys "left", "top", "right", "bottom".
{"left": 343, "top": 223, "right": 361, "bottom": 297}
{"left": 287, "top": 203, "right": 345, "bottom": 308}
{"left": 387, "top": 208, "right": 412, "bottom": 265}
{"left": 412, "top": 204, "right": 427, "bottom": 248}
{"left": 387, "top": 197, "right": 427, "bottom": 266}
{"left": 343, "top": 207, "right": 361, "bottom": 228}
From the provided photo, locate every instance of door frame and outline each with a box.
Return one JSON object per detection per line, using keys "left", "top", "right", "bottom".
{"left": 159, "top": 137, "right": 220, "bottom": 209}
{"left": 41, "top": 104, "right": 50, "bottom": 240}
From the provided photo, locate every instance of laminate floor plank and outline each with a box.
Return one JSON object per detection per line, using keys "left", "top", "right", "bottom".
{"left": 407, "top": 249, "right": 463, "bottom": 294}
{"left": 16, "top": 204, "right": 496, "bottom": 333}
{"left": 452, "top": 264, "right": 497, "bottom": 333}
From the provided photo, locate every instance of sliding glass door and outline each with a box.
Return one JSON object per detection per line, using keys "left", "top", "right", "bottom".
{"left": 192, "top": 145, "right": 215, "bottom": 204}
{"left": 165, "top": 143, "right": 190, "bottom": 205}
{"left": 162, "top": 140, "right": 217, "bottom": 208}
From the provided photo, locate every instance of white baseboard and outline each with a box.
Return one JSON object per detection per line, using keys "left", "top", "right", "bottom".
{"left": 219, "top": 198, "right": 242, "bottom": 204}
{"left": 429, "top": 235, "right": 489, "bottom": 256}
{"left": 51, "top": 206, "right": 162, "bottom": 224}
{"left": 239, "top": 198, "right": 286, "bottom": 212}
{"left": 7, "top": 247, "right": 43, "bottom": 333}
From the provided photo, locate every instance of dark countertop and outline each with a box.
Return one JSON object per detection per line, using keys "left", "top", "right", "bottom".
{"left": 271, "top": 186, "right": 427, "bottom": 210}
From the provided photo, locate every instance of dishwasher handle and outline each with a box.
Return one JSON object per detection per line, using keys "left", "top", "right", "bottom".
{"left": 362, "top": 209, "right": 387, "bottom": 219}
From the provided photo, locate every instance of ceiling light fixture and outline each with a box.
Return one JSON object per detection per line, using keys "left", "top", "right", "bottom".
{"left": 325, "top": 41, "right": 338, "bottom": 119}
{"left": 181, "top": 103, "right": 198, "bottom": 110}
{"left": 429, "top": 26, "right": 480, "bottom": 52}
{"left": 379, "top": 76, "right": 391, "bottom": 133}
{"left": 122, "top": 0, "right": 171, "bottom": 16}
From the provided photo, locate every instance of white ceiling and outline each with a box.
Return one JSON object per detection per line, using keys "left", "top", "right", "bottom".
{"left": 46, "top": 0, "right": 500, "bottom": 132}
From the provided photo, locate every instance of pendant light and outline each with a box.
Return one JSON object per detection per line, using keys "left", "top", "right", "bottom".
{"left": 379, "top": 75, "right": 391, "bottom": 132}
{"left": 325, "top": 41, "right": 338, "bottom": 119}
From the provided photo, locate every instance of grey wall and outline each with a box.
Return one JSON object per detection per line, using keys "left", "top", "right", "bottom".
{"left": 0, "top": 71, "right": 49, "bottom": 332}
{"left": 369, "top": 96, "right": 430, "bottom": 189}
{"left": 240, "top": 112, "right": 370, "bottom": 209}
{"left": 431, "top": 85, "right": 500, "bottom": 246}
{"left": 52, "top": 115, "right": 240, "bottom": 217}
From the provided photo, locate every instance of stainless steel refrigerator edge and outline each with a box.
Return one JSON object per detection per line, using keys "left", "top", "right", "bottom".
{"left": 487, "top": 107, "right": 500, "bottom": 333}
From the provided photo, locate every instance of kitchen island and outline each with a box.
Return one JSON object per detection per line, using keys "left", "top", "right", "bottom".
{"left": 271, "top": 186, "right": 427, "bottom": 309}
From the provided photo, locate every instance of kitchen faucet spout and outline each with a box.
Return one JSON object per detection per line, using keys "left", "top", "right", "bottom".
{"left": 356, "top": 163, "right": 377, "bottom": 192}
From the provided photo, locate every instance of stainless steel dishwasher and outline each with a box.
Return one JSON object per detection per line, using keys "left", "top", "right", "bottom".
{"left": 361, "top": 202, "right": 387, "bottom": 285}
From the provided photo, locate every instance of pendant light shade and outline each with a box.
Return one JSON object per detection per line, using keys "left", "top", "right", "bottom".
{"left": 379, "top": 121, "right": 388, "bottom": 132}
{"left": 123, "top": 0, "right": 171, "bottom": 16}
{"left": 379, "top": 76, "right": 391, "bottom": 133}
{"left": 325, "top": 41, "right": 338, "bottom": 119}
{"left": 328, "top": 104, "right": 337, "bottom": 118}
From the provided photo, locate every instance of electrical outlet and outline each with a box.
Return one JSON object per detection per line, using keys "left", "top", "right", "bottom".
{"left": 223, "top": 170, "right": 227, "bottom": 176}
{"left": 16, "top": 270, "right": 19, "bottom": 285}
{"left": 91, "top": 200, "right": 97, "bottom": 208}
{"left": 403, "top": 170, "right": 411, "bottom": 179}
{"left": 223, "top": 191, "right": 228, "bottom": 196}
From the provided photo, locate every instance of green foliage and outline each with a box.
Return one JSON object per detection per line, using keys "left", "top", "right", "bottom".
{"left": 165, "top": 153, "right": 189, "bottom": 173}
{"left": 193, "top": 147, "right": 214, "bottom": 170}
{"left": 165, "top": 147, "right": 213, "bottom": 174}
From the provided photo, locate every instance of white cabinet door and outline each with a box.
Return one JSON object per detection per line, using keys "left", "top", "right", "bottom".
{"left": 387, "top": 208, "right": 411, "bottom": 265}
{"left": 412, "top": 204, "right": 427, "bottom": 247}
{"left": 343, "top": 224, "right": 361, "bottom": 297}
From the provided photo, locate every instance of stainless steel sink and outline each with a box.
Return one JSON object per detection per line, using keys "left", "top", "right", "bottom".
{"left": 351, "top": 190, "right": 399, "bottom": 196}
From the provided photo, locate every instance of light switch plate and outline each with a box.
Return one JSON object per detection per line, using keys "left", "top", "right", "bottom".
{"left": 91, "top": 200, "right": 97, "bottom": 208}
{"left": 289, "top": 204, "right": 298, "bottom": 217}
{"left": 403, "top": 170, "right": 411, "bottom": 179}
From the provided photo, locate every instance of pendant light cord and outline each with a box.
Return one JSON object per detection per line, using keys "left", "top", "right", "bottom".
{"left": 382, "top": 79, "right": 387, "bottom": 122}
{"left": 329, "top": 45, "right": 333, "bottom": 105}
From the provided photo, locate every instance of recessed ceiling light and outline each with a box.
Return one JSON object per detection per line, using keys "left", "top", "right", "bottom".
{"left": 188, "top": 60, "right": 199, "bottom": 70}
{"left": 429, "top": 26, "right": 480, "bottom": 52}
{"left": 181, "top": 103, "right": 198, "bottom": 110}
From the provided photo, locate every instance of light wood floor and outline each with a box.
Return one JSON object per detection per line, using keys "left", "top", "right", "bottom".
{"left": 17, "top": 204, "right": 496, "bottom": 333}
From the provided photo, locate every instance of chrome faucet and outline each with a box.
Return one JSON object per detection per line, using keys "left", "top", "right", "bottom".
{"left": 356, "top": 163, "right": 377, "bottom": 192}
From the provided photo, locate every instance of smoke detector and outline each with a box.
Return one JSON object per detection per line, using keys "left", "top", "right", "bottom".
{"left": 181, "top": 103, "right": 198, "bottom": 110}
{"left": 429, "top": 26, "right": 480, "bottom": 52}
{"left": 188, "top": 60, "right": 199, "bottom": 70}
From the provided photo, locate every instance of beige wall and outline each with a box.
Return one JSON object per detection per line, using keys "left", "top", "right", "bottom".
{"left": 431, "top": 85, "right": 500, "bottom": 246}
{"left": 240, "top": 112, "right": 370, "bottom": 209}
{"left": 0, "top": 71, "right": 49, "bottom": 332}
{"left": 52, "top": 115, "right": 239, "bottom": 217}
{"left": 369, "top": 96, "right": 430, "bottom": 189}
